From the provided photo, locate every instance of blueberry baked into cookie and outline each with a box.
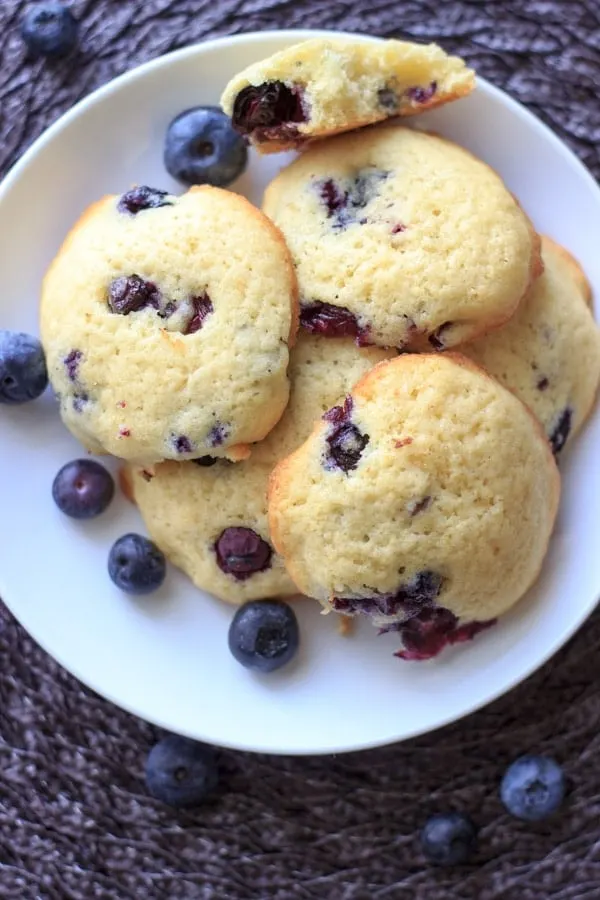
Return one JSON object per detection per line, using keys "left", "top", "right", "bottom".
{"left": 221, "top": 38, "right": 475, "bottom": 153}
{"left": 462, "top": 236, "right": 600, "bottom": 456}
{"left": 126, "top": 333, "right": 395, "bottom": 604}
{"left": 263, "top": 125, "right": 542, "bottom": 351}
{"left": 41, "top": 185, "right": 298, "bottom": 464}
{"left": 268, "top": 354, "right": 560, "bottom": 659}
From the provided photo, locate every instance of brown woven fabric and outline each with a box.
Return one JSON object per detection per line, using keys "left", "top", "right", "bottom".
{"left": 1, "top": 1, "right": 599, "bottom": 897}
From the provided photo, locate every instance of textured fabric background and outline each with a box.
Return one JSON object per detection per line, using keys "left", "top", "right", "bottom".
{"left": 1, "top": 1, "right": 600, "bottom": 898}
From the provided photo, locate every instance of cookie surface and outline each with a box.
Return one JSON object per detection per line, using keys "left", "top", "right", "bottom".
{"left": 263, "top": 126, "right": 541, "bottom": 350}
{"left": 268, "top": 354, "right": 560, "bottom": 659}
{"left": 462, "top": 236, "right": 600, "bottom": 456}
{"left": 128, "top": 334, "right": 395, "bottom": 604}
{"left": 221, "top": 38, "right": 474, "bottom": 153}
{"left": 41, "top": 185, "right": 298, "bottom": 464}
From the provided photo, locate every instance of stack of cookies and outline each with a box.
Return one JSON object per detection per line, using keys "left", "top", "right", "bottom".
{"left": 41, "top": 39, "right": 600, "bottom": 661}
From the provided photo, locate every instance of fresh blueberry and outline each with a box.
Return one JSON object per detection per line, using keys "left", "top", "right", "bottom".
{"left": 228, "top": 600, "right": 299, "bottom": 673}
{"left": 420, "top": 812, "right": 478, "bottom": 866}
{"left": 164, "top": 107, "right": 248, "bottom": 188}
{"left": 21, "top": 2, "right": 78, "bottom": 58}
{"left": 0, "top": 330, "right": 48, "bottom": 404}
{"left": 500, "top": 756, "right": 566, "bottom": 821}
{"left": 146, "top": 735, "right": 219, "bottom": 807}
{"left": 52, "top": 459, "right": 115, "bottom": 519}
{"left": 108, "top": 533, "right": 166, "bottom": 595}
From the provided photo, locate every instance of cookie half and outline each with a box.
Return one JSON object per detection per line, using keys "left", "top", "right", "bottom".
{"left": 221, "top": 38, "right": 474, "bottom": 153}
{"left": 41, "top": 185, "right": 298, "bottom": 464}
{"left": 263, "top": 125, "right": 541, "bottom": 350}
{"left": 127, "top": 334, "right": 395, "bottom": 604}
{"left": 462, "top": 236, "right": 600, "bottom": 456}
{"left": 268, "top": 354, "right": 560, "bottom": 659}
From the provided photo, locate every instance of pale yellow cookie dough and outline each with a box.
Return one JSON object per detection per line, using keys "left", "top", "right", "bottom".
{"left": 128, "top": 333, "right": 395, "bottom": 604}
{"left": 269, "top": 354, "right": 560, "bottom": 633}
{"left": 263, "top": 125, "right": 541, "bottom": 350}
{"left": 221, "top": 38, "right": 475, "bottom": 153}
{"left": 41, "top": 185, "right": 298, "bottom": 464}
{"left": 462, "top": 236, "right": 600, "bottom": 455}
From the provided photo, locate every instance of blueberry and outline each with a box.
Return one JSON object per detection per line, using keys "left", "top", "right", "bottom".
{"left": 228, "top": 600, "right": 299, "bottom": 673}
{"left": 164, "top": 107, "right": 248, "bottom": 188}
{"left": 108, "top": 276, "right": 160, "bottom": 316}
{"left": 0, "top": 330, "right": 48, "bottom": 404}
{"left": 420, "top": 812, "right": 478, "bottom": 866}
{"left": 52, "top": 459, "right": 115, "bottom": 519}
{"left": 300, "top": 301, "right": 371, "bottom": 345}
{"left": 21, "top": 2, "right": 78, "bottom": 58}
{"left": 117, "top": 186, "right": 172, "bottom": 216}
{"left": 146, "top": 735, "right": 218, "bottom": 807}
{"left": 108, "top": 533, "right": 166, "bottom": 595}
{"left": 231, "top": 82, "right": 308, "bottom": 136}
{"left": 215, "top": 527, "right": 272, "bottom": 580}
{"left": 500, "top": 756, "right": 566, "bottom": 821}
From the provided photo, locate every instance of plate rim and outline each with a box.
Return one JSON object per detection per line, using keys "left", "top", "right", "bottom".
{"left": 1, "top": 28, "right": 600, "bottom": 755}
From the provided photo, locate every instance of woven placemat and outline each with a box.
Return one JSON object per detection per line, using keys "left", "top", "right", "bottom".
{"left": 1, "top": 2, "right": 599, "bottom": 897}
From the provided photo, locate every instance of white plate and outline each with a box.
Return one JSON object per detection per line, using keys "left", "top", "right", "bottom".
{"left": 1, "top": 30, "right": 599, "bottom": 756}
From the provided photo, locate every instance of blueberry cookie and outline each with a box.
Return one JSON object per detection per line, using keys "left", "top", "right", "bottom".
{"left": 41, "top": 185, "right": 298, "bottom": 464}
{"left": 126, "top": 333, "right": 395, "bottom": 604}
{"left": 221, "top": 38, "right": 474, "bottom": 153}
{"left": 462, "top": 236, "right": 600, "bottom": 456}
{"left": 268, "top": 354, "right": 560, "bottom": 659}
{"left": 263, "top": 125, "right": 541, "bottom": 350}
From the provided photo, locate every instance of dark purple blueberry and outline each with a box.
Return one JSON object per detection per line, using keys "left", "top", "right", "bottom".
{"left": 193, "top": 456, "right": 218, "bottom": 467}
{"left": 406, "top": 81, "right": 438, "bottom": 104}
{"left": 52, "top": 458, "right": 115, "bottom": 519}
{"left": 536, "top": 376, "right": 549, "bottom": 391}
{"left": 146, "top": 735, "right": 218, "bottom": 808}
{"left": 500, "top": 756, "right": 565, "bottom": 822}
{"left": 391, "top": 223, "right": 406, "bottom": 234}
{"left": 184, "top": 293, "right": 213, "bottom": 335}
{"left": 64, "top": 349, "right": 82, "bottom": 382}
{"left": 377, "top": 86, "right": 399, "bottom": 111}
{"left": 117, "top": 186, "right": 172, "bottom": 215}
{"left": 108, "top": 533, "right": 166, "bottom": 595}
{"left": 326, "top": 423, "right": 369, "bottom": 473}
{"left": 164, "top": 106, "right": 248, "bottom": 188}
{"left": 316, "top": 170, "right": 389, "bottom": 230}
{"left": 231, "top": 82, "right": 307, "bottom": 142}
{"left": 0, "top": 330, "right": 48, "bottom": 404}
{"left": 549, "top": 407, "right": 572, "bottom": 456}
{"left": 300, "top": 301, "right": 371, "bottom": 345}
{"left": 421, "top": 812, "right": 478, "bottom": 866}
{"left": 319, "top": 179, "right": 349, "bottom": 220}
{"left": 428, "top": 321, "right": 454, "bottom": 350}
{"left": 208, "top": 423, "right": 229, "bottom": 447}
{"left": 72, "top": 391, "right": 88, "bottom": 413}
{"left": 108, "top": 276, "right": 160, "bottom": 315}
{"left": 21, "top": 2, "right": 78, "bottom": 58}
{"left": 215, "top": 527, "right": 272, "bottom": 581}
{"left": 332, "top": 570, "right": 444, "bottom": 619}
{"left": 160, "top": 301, "right": 177, "bottom": 319}
{"left": 172, "top": 434, "right": 193, "bottom": 455}
{"left": 228, "top": 600, "right": 299, "bottom": 673}
{"left": 395, "top": 609, "right": 496, "bottom": 661}
{"left": 407, "top": 495, "right": 432, "bottom": 517}
{"left": 323, "top": 395, "right": 353, "bottom": 426}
